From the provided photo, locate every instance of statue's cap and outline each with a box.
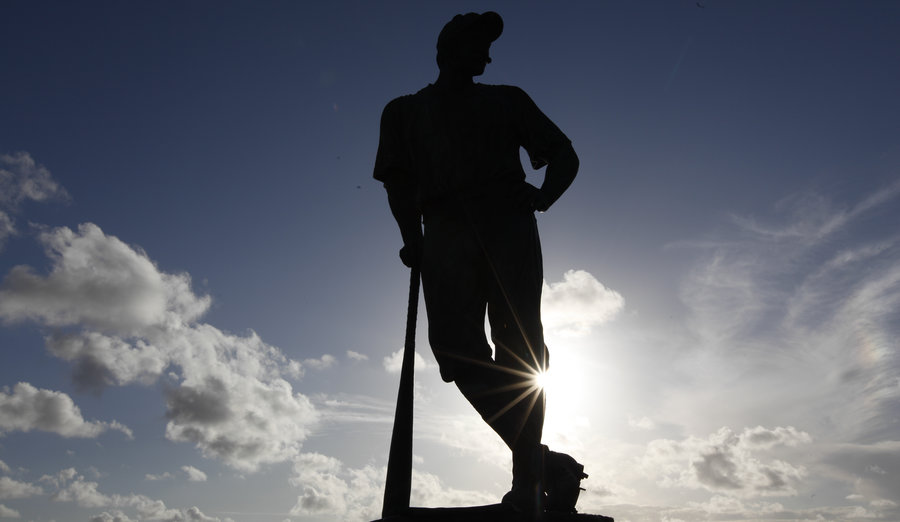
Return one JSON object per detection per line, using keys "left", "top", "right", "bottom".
{"left": 436, "top": 11, "right": 503, "bottom": 52}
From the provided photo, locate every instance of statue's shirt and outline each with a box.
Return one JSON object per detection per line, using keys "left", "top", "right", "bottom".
{"left": 374, "top": 83, "right": 571, "bottom": 211}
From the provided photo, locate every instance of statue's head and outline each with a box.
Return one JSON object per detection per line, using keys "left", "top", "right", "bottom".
{"left": 436, "top": 11, "right": 503, "bottom": 76}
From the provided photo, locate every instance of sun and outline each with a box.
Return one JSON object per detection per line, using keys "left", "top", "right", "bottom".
{"left": 536, "top": 350, "right": 591, "bottom": 441}
{"left": 532, "top": 368, "right": 552, "bottom": 392}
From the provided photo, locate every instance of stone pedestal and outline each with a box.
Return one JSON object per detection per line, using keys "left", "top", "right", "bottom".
{"left": 373, "top": 504, "right": 613, "bottom": 522}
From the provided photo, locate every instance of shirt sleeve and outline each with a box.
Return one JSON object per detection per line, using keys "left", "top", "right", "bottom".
{"left": 510, "top": 86, "right": 571, "bottom": 170}
{"left": 373, "top": 96, "right": 412, "bottom": 188}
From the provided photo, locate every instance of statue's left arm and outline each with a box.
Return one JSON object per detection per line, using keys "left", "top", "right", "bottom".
{"left": 510, "top": 86, "right": 579, "bottom": 212}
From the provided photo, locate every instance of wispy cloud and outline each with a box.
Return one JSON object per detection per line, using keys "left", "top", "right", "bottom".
{"left": 665, "top": 181, "right": 900, "bottom": 513}
{"left": 144, "top": 472, "right": 174, "bottom": 482}
{"left": 729, "top": 179, "right": 900, "bottom": 244}
{"left": 0, "top": 504, "right": 21, "bottom": 518}
{"left": 821, "top": 441, "right": 900, "bottom": 510}
{"left": 677, "top": 182, "right": 900, "bottom": 438}
{"left": 0, "top": 152, "right": 69, "bottom": 250}
{"left": 312, "top": 394, "right": 394, "bottom": 427}
{"left": 303, "top": 354, "right": 337, "bottom": 371}
{"left": 346, "top": 350, "right": 368, "bottom": 362}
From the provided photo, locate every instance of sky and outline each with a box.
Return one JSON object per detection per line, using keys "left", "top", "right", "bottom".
{"left": 1, "top": 1, "right": 899, "bottom": 521}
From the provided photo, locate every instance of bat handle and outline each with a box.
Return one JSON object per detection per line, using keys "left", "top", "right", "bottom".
{"left": 381, "top": 266, "right": 420, "bottom": 518}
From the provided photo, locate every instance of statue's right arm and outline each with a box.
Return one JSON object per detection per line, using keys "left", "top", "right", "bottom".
{"left": 375, "top": 97, "right": 423, "bottom": 268}
{"left": 386, "top": 183, "right": 422, "bottom": 268}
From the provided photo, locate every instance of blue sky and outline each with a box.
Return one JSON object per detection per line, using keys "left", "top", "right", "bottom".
{"left": 1, "top": 1, "right": 899, "bottom": 521}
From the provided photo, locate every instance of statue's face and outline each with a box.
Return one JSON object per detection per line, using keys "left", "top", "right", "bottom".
{"left": 448, "top": 39, "right": 492, "bottom": 77}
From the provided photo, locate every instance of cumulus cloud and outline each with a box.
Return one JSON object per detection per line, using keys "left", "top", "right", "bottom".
{"left": 0, "top": 476, "right": 43, "bottom": 499}
{"left": 38, "top": 467, "right": 78, "bottom": 489}
{"left": 51, "top": 469, "right": 230, "bottom": 521}
{"left": 0, "top": 382, "right": 131, "bottom": 439}
{"left": 0, "top": 460, "right": 9, "bottom": 474}
{"left": 0, "top": 223, "right": 209, "bottom": 333}
{"left": 641, "top": 426, "right": 810, "bottom": 498}
{"left": 90, "top": 512, "right": 136, "bottom": 522}
{"left": 0, "top": 151, "right": 69, "bottom": 250}
{"left": 541, "top": 269, "right": 624, "bottom": 337}
{"left": 0, "top": 224, "right": 317, "bottom": 471}
{"left": 181, "top": 466, "right": 207, "bottom": 482}
{"left": 288, "top": 452, "right": 494, "bottom": 520}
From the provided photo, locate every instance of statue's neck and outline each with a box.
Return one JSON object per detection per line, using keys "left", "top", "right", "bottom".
{"left": 435, "top": 71, "right": 475, "bottom": 92}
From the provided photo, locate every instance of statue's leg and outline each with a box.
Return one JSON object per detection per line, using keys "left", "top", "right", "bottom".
{"left": 421, "top": 214, "right": 493, "bottom": 384}
{"left": 478, "top": 212, "right": 547, "bottom": 516}
{"left": 479, "top": 213, "right": 588, "bottom": 514}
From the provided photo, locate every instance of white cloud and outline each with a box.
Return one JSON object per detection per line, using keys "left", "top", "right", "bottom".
{"left": 0, "top": 212, "right": 14, "bottom": 249}
{"left": 641, "top": 426, "right": 810, "bottom": 498}
{"left": 416, "top": 411, "right": 509, "bottom": 471}
{"left": 346, "top": 350, "right": 368, "bottom": 362}
{"left": 288, "top": 453, "right": 494, "bottom": 521}
{"left": 52, "top": 469, "right": 228, "bottom": 521}
{"left": 90, "top": 512, "right": 136, "bottom": 522}
{"left": 628, "top": 416, "right": 656, "bottom": 431}
{"left": 313, "top": 394, "right": 393, "bottom": 426}
{"left": 597, "top": 500, "right": 900, "bottom": 522}
{"left": 0, "top": 382, "right": 131, "bottom": 439}
{"left": 303, "top": 354, "right": 337, "bottom": 371}
{"left": 0, "top": 152, "right": 69, "bottom": 207}
{"left": 0, "top": 151, "right": 69, "bottom": 250}
{"left": 53, "top": 475, "right": 111, "bottom": 507}
{"left": 38, "top": 467, "right": 78, "bottom": 489}
{"left": 0, "top": 476, "right": 43, "bottom": 499}
{"left": 0, "top": 223, "right": 209, "bottom": 334}
{"left": 0, "top": 460, "right": 9, "bottom": 474}
{"left": 383, "top": 349, "right": 431, "bottom": 373}
{"left": 178, "top": 506, "right": 229, "bottom": 521}
{"left": 0, "top": 224, "right": 318, "bottom": 471}
{"left": 144, "top": 472, "right": 174, "bottom": 481}
{"left": 47, "top": 331, "right": 170, "bottom": 390}
{"left": 181, "top": 466, "right": 207, "bottom": 482}
{"left": 541, "top": 269, "right": 624, "bottom": 337}
{"left": 0, "top": 504, "right": 20, "bottom": 518}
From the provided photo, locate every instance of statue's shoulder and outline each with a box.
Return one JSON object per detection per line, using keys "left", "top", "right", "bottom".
{"left": 383, "top": 93, "right": 414, "bottom": 113}
{"left": 477, "top": 83, "right": 531, "bottom": 104}
{"left": 382, "top": 87, "right": 432, "bottom": 120}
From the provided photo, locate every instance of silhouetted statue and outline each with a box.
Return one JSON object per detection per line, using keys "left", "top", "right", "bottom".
{"left": 375, "top": 12, "right": 586, "bottom": 519}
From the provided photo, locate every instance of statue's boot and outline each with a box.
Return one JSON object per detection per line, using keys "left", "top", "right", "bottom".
{"left": 542, "top": 445, "right": 588, "bottom": 513}
{"left": 501, "top": 441, "right": 544, "bottom": 520}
